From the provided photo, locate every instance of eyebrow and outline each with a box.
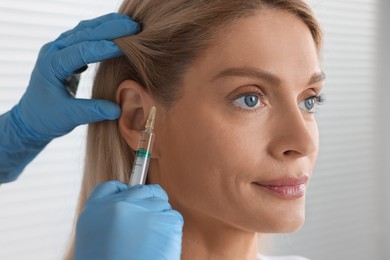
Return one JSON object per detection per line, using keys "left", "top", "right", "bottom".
{"left": 211, "top": 67, "right": 326, "bottom": 86}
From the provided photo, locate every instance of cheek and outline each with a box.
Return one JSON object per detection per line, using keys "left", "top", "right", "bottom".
{"left": 157, "top": 107, "right": 258, "bottom": 209}
{"left": 311, "top": 120, "right": 320, "bottom": 157}
{"left": 301, "top": 120, "right": 320, "bottom": 177}
{"left": 160, "top": 112, "right": 232, "bottom": 182}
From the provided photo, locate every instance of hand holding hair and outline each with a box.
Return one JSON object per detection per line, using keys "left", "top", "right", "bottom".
{"left": 0, "top": 13, "right": 140, "bottom": 183}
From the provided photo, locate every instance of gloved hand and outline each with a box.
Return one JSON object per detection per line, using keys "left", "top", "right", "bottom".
{"left": 0, "top": 13, "right": 139, "bottom": 183}
{"left": 14, "top": 12, "right": 139, "bottom": 140}
{"left": 74, "top": 181, "right": 183, "bottom": 260}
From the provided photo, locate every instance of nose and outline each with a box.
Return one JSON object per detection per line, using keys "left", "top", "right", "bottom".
{"left": 267, "top": 105, "right": 318, "bottom": 161}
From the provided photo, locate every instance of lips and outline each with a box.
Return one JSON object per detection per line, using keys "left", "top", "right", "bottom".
{"left": 253, "top": 175, "right": 308, "bottom": 199}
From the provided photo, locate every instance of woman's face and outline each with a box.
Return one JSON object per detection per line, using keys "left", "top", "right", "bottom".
{"left": 150, "top": 8, "right": 324, "bottom": 233}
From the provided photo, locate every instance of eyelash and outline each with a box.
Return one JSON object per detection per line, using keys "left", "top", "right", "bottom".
{"left": 307, "top": 92, "right": 326, "bottom": 114}
{"left": 314, "top": 92, "right": 326, "bottom": 103}
{"left": 230, "top": 88, "right": 326, "bottom": 114}
{"left": 230, "top": 87, "right": 265, "bottom": 113}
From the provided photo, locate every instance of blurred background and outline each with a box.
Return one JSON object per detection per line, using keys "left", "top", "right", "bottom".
{"left": 0, "top": 0, "right": 388, "bottom": 259}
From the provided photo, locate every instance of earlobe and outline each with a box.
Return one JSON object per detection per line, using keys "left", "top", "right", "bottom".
{"left": 116, "top": 80, "right": 153, "bottom": 151}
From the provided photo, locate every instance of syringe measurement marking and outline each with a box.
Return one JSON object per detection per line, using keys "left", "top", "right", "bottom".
{"left": 129, "top": 106, "right": 156, "bottom": 186}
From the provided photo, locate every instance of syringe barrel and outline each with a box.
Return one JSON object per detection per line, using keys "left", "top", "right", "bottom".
{"left": 129, "top": 130, "right": 155, "bottom": 186}
{"left": 136, "top": 130, "right": 154, "bottom": 152}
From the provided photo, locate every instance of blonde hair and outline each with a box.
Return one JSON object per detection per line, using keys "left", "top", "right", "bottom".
{"left": 65, "top": 0, "right": 322, "bottom": 258}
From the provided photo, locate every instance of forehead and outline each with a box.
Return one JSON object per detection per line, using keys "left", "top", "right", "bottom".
{"left": 188, "top": 8, "right": 320, "bottom": 83}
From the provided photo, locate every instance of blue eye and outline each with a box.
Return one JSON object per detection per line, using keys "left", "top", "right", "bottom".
{"left": 234, "top": 94, "right": 261, "bottom": 110}
{"left": 299, "top": 94, "right": 325, "bottom": 113}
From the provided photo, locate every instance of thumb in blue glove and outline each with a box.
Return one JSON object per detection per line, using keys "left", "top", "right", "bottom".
{"left": 74, "top": 181, "right": 184, "bottom": 260}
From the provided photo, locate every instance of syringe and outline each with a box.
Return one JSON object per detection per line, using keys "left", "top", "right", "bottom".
{"left": 129, "top": 106, "right": 156, "bottom": 186}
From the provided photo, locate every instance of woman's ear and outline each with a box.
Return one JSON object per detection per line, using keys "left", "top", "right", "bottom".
{"left": 116, "top": 80, "right": 154, "bottom": 151}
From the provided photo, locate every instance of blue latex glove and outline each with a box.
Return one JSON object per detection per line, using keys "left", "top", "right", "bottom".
{"left": 74, "top": 181, "right": 183, "bottom": 260}
{"left": 0, "top": 13, "right": 139, "bottom": 183}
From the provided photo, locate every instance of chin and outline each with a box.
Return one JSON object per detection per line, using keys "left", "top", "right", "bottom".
{"left": 279, "top": 217, "right": 305, "bottom": 233}
{"left": 270, "top": 210, "right": 306, "bottom": 233}
{"left": 248, "top": 203, "right": 306, "bottom": 233}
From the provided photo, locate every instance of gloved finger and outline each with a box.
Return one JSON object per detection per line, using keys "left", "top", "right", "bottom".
{"left": 126, "top": 184, "right": 169, "bottom": 201}
{"left": 88, "top": 181, "right": 128, "bottom": 201}
{"left": 52, "top": 40, "right": 122, "bottom": 80}
{"left": 54, "top": 17, "right": 140, "bottom": 49}
{"left": 36, "top": 41, "right": 54, "bottom": 57}
{"left": 65, "top": 98, "right": 121, "bottom": 125}
{"left": 56, "top": 13, "right": 133, "bottom": 40}
{"left": 161, "top": 209, "right": 185, "bottom": 226}
{"left": 125, "top": 197, "right": 173, "bottom": 212}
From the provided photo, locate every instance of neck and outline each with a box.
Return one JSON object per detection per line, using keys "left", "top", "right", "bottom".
{"left": 178, "top": 208, "right": 259, "bottom": 260}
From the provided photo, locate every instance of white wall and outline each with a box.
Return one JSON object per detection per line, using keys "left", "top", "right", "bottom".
{"left": 377, "top": 0, "right": 390, "bottom": 257}
{"left": 0, "top": 0, "right": 387, "bottom": 259}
